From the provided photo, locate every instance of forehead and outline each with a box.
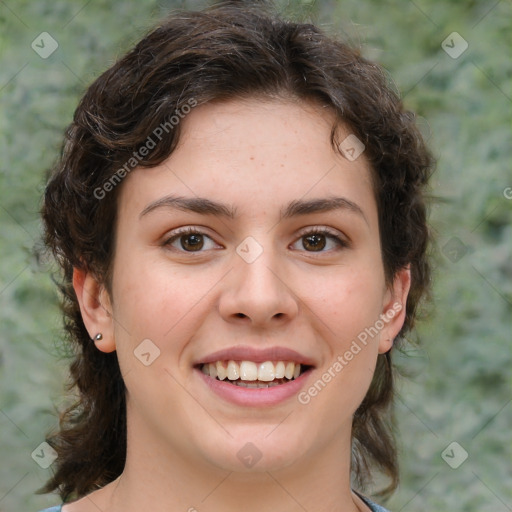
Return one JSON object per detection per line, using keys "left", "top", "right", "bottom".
{"left": 117, "top": 98, "right": 376, "bottom": 223}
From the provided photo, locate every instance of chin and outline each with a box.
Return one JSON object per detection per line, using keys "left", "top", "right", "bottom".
{"left": 198, "top": 430, "right": 308, "bottom": 474}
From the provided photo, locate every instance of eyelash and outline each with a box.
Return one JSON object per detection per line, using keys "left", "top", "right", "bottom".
{"left": 297, "top": 227, "right": 348, "bottom": 251}
{"left": 163, "top": 226, "right": 348, "bottom": 254}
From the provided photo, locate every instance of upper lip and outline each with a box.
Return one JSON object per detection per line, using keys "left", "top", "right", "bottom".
{"left": 194, "top": 346, "right": 316, "bottom": 367}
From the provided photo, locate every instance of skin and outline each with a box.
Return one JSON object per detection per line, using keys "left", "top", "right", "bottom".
{"left": 70, "top": 98, "right": 410, "bottom": 512}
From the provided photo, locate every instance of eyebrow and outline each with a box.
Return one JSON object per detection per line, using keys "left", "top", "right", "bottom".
{"left": 139, "top": 195, "right": 237, "bottom": 219}
{"left": 280, "top": 197, "right": 367, "bottom": 224}
{"left": 139, "top": 194, "right": 367, "bottom": 224}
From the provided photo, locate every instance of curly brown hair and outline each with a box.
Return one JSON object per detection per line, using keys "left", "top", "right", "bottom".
{"left": 41, "top": 0, "right": 433, "bottom": 502}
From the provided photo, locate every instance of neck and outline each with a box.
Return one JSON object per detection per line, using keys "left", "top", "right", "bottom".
{"left": 92, "top": 420, "right": 365, "bottom": 512}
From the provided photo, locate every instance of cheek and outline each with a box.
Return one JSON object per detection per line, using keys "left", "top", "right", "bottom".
{"left": 108, "top": 258, "right": 215, "bottom": 413}
{"left": 308, "top": 265, "right": 386, "bottom": 343}
{"left": 296, "top": 272, "right": 384, "bottom": 432}
{"left": 297, "top": 266, "right": 386, "bottom": 424}
{"left": 110, "top": 255, "right": 218, "bottom": 358}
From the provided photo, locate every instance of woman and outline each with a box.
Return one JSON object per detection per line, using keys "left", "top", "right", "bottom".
{"left": 39, "top": 2, "right": 433, "bottom": 511}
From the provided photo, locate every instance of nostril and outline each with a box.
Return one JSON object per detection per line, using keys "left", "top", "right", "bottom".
{"left": 235, "top": 312, "right": 247, "bottom": 318}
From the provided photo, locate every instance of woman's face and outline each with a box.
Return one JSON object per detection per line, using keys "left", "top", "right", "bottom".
{"left": 82, "top": 98, "right": 409, "bottom": 475}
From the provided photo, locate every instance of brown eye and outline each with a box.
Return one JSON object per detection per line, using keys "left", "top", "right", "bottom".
{"left": 180, "top": 233, "right": 204, "bottom": 251}
{"left": 290, "top": 228, "right": 347, "bottom": 253}
{"left": 164, "top": 228, "right": 219, "bottom": 252}
{"left": 302, "top": 233, "right": 327, "bottom": 251}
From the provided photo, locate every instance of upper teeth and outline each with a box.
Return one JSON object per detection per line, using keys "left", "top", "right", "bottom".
{"left": 201, "top": 360, "right": 301, "bottom": 381}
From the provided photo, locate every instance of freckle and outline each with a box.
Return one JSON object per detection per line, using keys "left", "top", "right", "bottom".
{"left": 250, "top": 156, "right": 255, "bottom": 160}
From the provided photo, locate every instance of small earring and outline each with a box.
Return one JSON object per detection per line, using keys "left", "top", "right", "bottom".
{"left": 94, "top": 333, "right": 103, "bottom": 341}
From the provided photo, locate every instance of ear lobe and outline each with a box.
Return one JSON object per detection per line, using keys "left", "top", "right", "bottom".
{"left": 378, "top": 266, "right": 411, "bottom": 354}
{"left": 73, "top": 268, "right": 116, "bottom": 353}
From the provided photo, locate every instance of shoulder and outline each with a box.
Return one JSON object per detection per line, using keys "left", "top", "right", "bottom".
{"left": 37, "top": 507, "right": 62, "bottom": 512}
{"left": 356, "top": 492, "right": 391, "bottom": 512}
{"left": 368, "top": 502, "right": 391, "bottom": 512}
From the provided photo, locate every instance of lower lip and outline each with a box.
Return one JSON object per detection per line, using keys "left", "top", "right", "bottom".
{"left": 196, "top": 368, "right": 313, "bottom": 407}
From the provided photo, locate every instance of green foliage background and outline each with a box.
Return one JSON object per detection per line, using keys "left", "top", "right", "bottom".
{"left": 0, "top": 1, "right": 510, "bottom": 510}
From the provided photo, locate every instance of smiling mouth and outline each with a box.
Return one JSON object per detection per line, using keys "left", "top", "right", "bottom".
{"left": 198, "top": 360, "right": 312, "bottom": 388}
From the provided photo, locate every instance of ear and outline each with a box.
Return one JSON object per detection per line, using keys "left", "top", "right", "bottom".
{"left": 378, "top": 266, "right": 411, "bottom": 354}
{"left": 73, "top": 267, "right": 116, "bottom": 353}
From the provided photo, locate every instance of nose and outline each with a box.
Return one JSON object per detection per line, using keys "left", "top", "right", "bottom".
{"left": 218, "top": 244, "right": 299, "bottom": 328}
